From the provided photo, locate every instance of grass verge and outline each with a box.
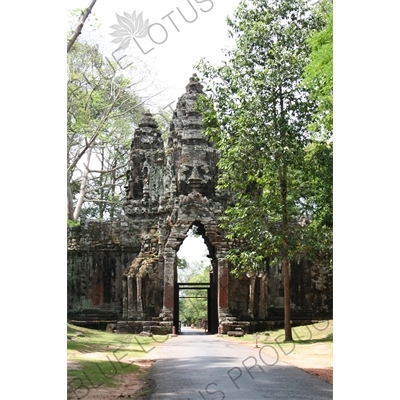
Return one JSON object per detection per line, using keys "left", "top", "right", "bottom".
{"left": 223, "top": 320, "right": 332, "bottom": 345}
{"left": 67, "top": 323, "right": 168, "bottom": 399}
{"left": 221, "top": 319, "right": 333, "bottom": 370}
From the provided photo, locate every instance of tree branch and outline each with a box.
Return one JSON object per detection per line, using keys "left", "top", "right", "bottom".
{"left": 67, "top": 0, "right": 98, "bottom": 53}
{"left": 67, "top": 89, "right": 123, "bottom": 174}
{"left": 88, "top": 162, "right": 128, "bottom": 174}
{"left": 85, "top": 183, "right": 122, "bottom": 194}
{"left": 83, "top": 199, "right": 122, "bottom": 204}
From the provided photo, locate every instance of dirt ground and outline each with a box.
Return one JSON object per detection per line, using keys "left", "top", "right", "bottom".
{"left": 68, "top": 334, "right": 332, "bottom": 399}
{"left": 67, "top": 356, "right": 155, "bottom": 399}
{"left": 226, "top": 336, "right": 333, "bottom": 385}
{"left": 282, "top": 343, "right": 333, "bottom": 384}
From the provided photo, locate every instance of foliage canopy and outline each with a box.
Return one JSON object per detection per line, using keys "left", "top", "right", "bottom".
{"left": 67, "top": 39, "right": 147, "bottom": 221}
{"left": 195, "top": 0, "right": 333, "bottom": 340}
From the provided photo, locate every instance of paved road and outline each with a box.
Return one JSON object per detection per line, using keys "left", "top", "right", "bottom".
{"left": 148, "top": 327, "right": 333, "bottom": 399}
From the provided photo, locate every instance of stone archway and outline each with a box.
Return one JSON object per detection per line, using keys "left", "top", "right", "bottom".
{"left": 171, "top": 221, "right": 219, "bottom": 334}
{"left": 67, "top": 74, "right": 333, "bottom": 334}
{"left": 117, "top": 75, "right": 233, "bottom": 334}
{"left": 159, "top": 194, "right": 231, "bottom": 330}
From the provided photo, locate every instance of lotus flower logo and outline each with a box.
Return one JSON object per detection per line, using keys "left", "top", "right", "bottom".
{"left": 110, "top": 11, "right": 150, "bottom": 51}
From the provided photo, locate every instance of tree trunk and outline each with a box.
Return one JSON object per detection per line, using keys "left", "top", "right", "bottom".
{"left": 279, "top": 86, "right": 293, "bottom": 342}
{"left": 73, "top": 145, "right": 93, "bottom": 221}
{"left": 109, "top": 161, "right": 117, "bottom": 219}
{"left": 248, "top": 274, "right": 256, "bottom": 319}
{"left": 67, "top": 0, "right": 97, "bottom": 53}
{"left": 67, "top": 181, "right": 75, "bottom": 221}
{"left": 283, "top": 254, "right": 292, "bottom": 341}
{"left": 99, "top": 148, "right": 105, "bottom": 219}
{"left": 281, "top": 167, "right": 293, "bottom": 342}
{"left": 258, "top": 273, "right": 267, "bottom": 319}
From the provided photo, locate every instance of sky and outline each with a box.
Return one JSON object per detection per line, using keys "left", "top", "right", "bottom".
{"left": 67, "top": 0, "right": 242, "bottom": 111}
{"left": 177, "top": 234, "right": 211, "bottom": 266}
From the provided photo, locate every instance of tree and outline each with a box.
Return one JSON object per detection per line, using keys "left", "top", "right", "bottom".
{"left": 300, "top": 0, "right": 333, "bottom": 267}
{"left": 302, "top": 0, "right": 333, "bottom": 136}
{"left": 67, "top": 39, "right": 159, "bottom": 222}
{"left": 301, "top": 139, "right": 333, "bottom": 268}
{"left": 67, "top": 0, "right": 98, "bottom": 53}
{"left": 195, "top": 0, "right": 329, "bottom": 341}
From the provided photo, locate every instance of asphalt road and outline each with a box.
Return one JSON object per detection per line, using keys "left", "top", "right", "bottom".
{"left": 148, "top": 327, "right": 333, "bottom": 399}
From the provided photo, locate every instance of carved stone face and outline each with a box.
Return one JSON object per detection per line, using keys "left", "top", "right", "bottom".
{"left": 176, "top": 162, "right": 215, "bottom": 195}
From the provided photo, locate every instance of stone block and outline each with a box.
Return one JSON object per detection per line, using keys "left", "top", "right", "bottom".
{"left": 227, "top": 331, "right": 244, "bottom": 337}
{"left": 220, "top": 321, "right": 250, "bottom": 334}
{"left": 142, "top": 321, "right": 156, "bottom": 327}
{"left": 150, "top": 325, "right": 171, "bottom": 335}
{"left": 116, "top": 321, "right": 142, "bottom": 334}
{"left": 106, "top": 323, "right": 117, "bottom": 333}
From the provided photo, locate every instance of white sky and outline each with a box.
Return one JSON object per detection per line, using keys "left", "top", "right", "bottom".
{"left": 67, "top": 0, "right": 242, "bottom": 110}
{"left": 177, "top": 234, "right": 210, "bottom": 264}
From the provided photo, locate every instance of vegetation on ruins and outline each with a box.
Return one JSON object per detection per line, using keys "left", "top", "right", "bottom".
{"left": 195, "top": 0, "right": 333, "bottom": 341}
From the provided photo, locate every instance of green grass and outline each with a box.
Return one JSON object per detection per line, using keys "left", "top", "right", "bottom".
{"left": 224, "top": 320, "right": 333, "bottom": 347}
{"left": 68, "top": 359, "right": 139, "bottom": 390}
{"left": 67, "top": 323, "right": 168, "bottom": 399}
{"left": 67, "top": 323, "right": 163, "bottom": 356}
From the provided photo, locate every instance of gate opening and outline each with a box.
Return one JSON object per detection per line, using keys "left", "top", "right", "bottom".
{"left": 174, "top": 222, "right": 218, "bottom": 334}
{"left": 178, "top": 282, "right": 210, "bottom": 334}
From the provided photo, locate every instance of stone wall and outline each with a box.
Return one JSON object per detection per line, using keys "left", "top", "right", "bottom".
{"left": 226, "top": 258, "right": 333, "bottom": 322}
{"left": 67, "top": 219, "right": 138, "bottom": 325}
{"left": 67, "top": 75, "right": 332, "bottom": 331}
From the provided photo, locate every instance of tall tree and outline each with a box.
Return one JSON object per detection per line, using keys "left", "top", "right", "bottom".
{"left": 67, "top": 39, "right": 158, "bottom": 222}
{"left": 196, "top": 0, "right": 328, "bottom": 341}
{"left": 300, "top": 0, "right": 333, "bottom": 268}
{"left": 302, "top": 0, "right": 333, "bottom": 136}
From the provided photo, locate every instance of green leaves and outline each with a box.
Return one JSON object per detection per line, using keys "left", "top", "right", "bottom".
{"left": 67, "top": 39, "right": 146, "bottom": 220}
{"left": 178, "top": 267, "right": 210, "bottom": 324}
{"left": 195, "top": 0, "right": 332, "bottom": 272}
{"left": 302, "top": 0, "right": 333, "bottom": 136}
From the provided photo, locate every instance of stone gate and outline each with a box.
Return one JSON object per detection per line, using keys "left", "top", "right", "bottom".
{"left": 67, "top": 75, "right": 332, "bottom": 334}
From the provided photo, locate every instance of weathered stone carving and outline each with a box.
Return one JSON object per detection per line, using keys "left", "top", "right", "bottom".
{"left": 123, "top": 232, "right": 159, "bottom": 320}
{"left": 67, "top": 74, "right": 332, "bottom": 333}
